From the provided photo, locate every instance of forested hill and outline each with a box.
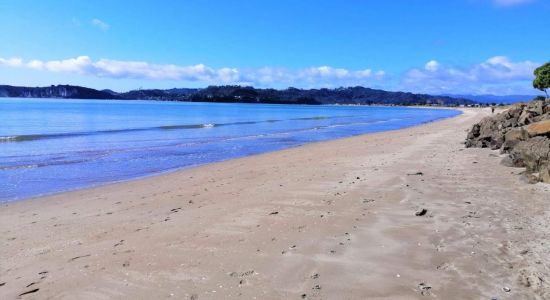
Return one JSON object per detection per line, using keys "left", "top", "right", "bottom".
{"left": 0, "top": 85, "right": 116, "bottom": 99}
{"left": 0, "top": 84, "right": 475, "bottom": 106}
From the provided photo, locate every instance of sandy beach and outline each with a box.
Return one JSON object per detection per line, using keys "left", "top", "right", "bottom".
{"left": 1, "top": 108, "right": 549, "bottom": 300}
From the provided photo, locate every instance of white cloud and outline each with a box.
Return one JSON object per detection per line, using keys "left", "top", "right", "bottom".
{"left": 91, "top": 18, "right": 110, "bottom": 31}
{"left": 0, "top": 57, "right": 23, "bottom": 67}
{"left": 492, "top": 0, "right": 534, "bottom": 6}
{"left": 401, "top": 56, "right": 539, "bottom": 95}
{"left": 425, "top": 60, "right": 440, "bottom": 72}
{"left": 36, "top": 56, "right": 94, "bottom": 73}
{"left": 0, "top": 55, "right": 386, "bottom": 87}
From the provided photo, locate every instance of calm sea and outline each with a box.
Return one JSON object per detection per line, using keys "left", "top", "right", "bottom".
{"left": 0, "top": 98, "right": 460, "bottom": 201}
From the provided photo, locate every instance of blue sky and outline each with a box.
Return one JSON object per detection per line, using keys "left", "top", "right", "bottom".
{"left": 0, "top": 0, "right": 548, "bottom": 95}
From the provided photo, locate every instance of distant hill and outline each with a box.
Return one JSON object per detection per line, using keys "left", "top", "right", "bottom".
{"left": 0, "top": 85, "right": 116, "bottom": 99}
{"left": 0, "top": 84, "right": 475, "bottom": 106}
{"left": 443, "top": 94, "right": 540, "bottom": 104}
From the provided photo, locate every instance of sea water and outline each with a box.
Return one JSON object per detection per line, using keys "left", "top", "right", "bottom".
{"left": 0, "top": 98, "right": 460, "bottom": 201}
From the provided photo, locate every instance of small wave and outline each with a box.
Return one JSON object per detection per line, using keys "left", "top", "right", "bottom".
{"left": 0, "top": 134, "right": 51, "bottom": 143}
{"left": 292, "top": 116, "right": 329, "bottom": 121}
{"left": 159, "top": 124, "right": 215, "bottom": 130}
{"left": 0, "top": 158, "right": 90, "bottom": 171}
{"left": 0, "top": 115, "right": 362, "bottom": 143}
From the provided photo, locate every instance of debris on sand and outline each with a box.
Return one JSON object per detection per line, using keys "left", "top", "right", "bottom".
{"left": 415, "top": 209, "right": 428, "bottom": 216}
{"left": 418, "top": 282, "right": 432, "bottom": 296}
{"left": 19, "top": 288, "right": 40, "bottom": 297}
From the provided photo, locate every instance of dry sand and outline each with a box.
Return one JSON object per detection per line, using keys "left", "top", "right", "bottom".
{"left": 1, "top": 108, "right": 549, "bottom": 300}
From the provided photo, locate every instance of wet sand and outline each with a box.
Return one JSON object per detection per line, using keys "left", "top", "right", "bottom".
{"left": 1, "top": 108, "right": 549, "bottom": 300}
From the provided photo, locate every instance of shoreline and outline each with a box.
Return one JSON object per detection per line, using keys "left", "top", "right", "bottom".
{"left": 1, "top": 107, "right": 462, "bottom": 203}
{"left": 2, "top": 107, "right": 549, "bottom": 299}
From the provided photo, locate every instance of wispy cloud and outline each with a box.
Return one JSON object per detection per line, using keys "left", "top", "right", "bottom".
{"left": 91, "top": 18, "right": 110, "bottom": 31}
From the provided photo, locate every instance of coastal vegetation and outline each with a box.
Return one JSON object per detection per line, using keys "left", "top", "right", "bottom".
{"left": 533, "top": 62, "right": 550, "bottom": 100}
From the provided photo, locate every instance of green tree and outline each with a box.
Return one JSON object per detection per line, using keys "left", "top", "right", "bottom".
{"left": 533, "top": 62, "right": 550, "bottom": 99}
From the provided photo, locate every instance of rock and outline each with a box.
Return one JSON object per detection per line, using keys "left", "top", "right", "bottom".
{"left": 502, "top": 128, "right": 528, "bottom": 153}
{"left": 473, "top": 117, "right": 504, "bottom": 149}
{"left": 518, "top": 110, "right": 534, "bottom": 126}
{"left": 540, "top": 163, "right": 550, "bottom": 183}
{"left": 415, "top": 209, "right": 428, "bottom": 216}
{"left": 509, "top": 137, "right": 550, "bottom": 183}
{"left": 500, "top": 155, "right": 521, "bottom": 168}
{"left": 19, "top": 289, "right": 40, "bottom": 297}
{"left": 526, "top": 120, "right": 550, "bottom": 138}
{"left": 505, "top": 127, "right": 528, "bottom": 142}
{"left": 526, "top": 100, "right": 544, "bottom": 116}
{"left": 418, "top": 283, "right": 432, "bottom": 296}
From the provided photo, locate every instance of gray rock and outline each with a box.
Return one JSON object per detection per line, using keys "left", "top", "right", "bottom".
{"left": 526, "top": 100, "right": 544, "bottom": 116}
{"left": 518, "top": 110, "right": 534, "bottom": 126}
{"left": 502, "top": 128, "right": 529, "bottom": 153}
{"left": 509, "top": 137, "right": 550, "bottom": 183}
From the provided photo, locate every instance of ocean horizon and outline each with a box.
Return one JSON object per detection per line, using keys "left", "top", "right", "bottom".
{"left": 0, "top": 98, "right": 460, "bottom": 202}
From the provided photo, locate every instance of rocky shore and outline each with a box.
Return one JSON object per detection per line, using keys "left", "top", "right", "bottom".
{"left": 466, "top": 99, "right": 550, "bottom": 183}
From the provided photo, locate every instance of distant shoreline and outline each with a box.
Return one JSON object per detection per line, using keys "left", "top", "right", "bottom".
{"left": 0, "top": 84, "right": 475, "bottom": 106}
{"left": 1, "top": 95, "right": 471, "bottom": 106}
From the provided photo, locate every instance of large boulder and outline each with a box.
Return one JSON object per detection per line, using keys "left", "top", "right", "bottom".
{"left": 525, "top": 100, "right": 545, "bottom": 116}
{"left": 526, "top": 120, "right": 550, "bottom": 138}
{"left": 466, "top": 116, "right": 506, "bottom": 149}
{"left": 502, "top": 127, "right": 529, "bottom": 153}
{"left": 518, "top": 110, "right": 534, "bottom": 126}
{"left": 508, "top": 136, "right": 550, "bottom": 183}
